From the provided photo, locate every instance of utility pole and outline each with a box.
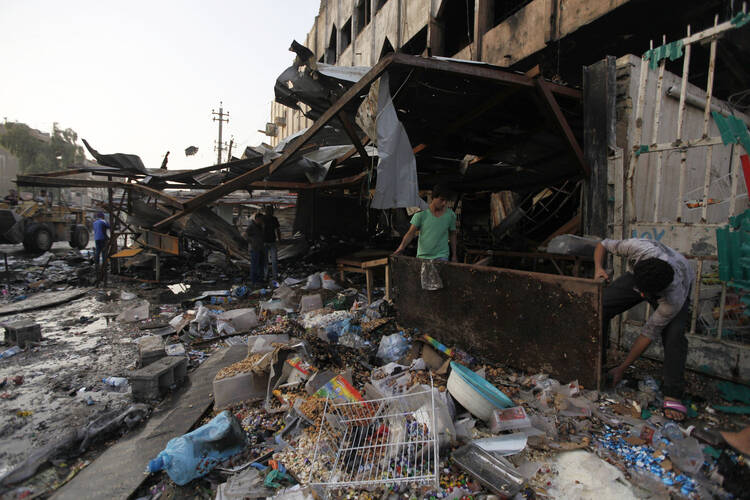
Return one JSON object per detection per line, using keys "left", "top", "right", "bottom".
{"left": 212, "top": 101, "right": 229, "bottom": 164}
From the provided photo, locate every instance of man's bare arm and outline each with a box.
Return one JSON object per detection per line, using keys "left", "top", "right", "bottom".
{"left": 394, "top": 225, "right": 419, "bottom": 254}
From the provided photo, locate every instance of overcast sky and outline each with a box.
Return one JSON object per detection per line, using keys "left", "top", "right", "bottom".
{"left": 0, "top": 1, "right": 320, "bottom": 170}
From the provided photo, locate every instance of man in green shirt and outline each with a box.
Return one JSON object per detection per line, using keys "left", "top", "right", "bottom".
{"left": 393, "top": 185, "right": 457, "bottom": 261}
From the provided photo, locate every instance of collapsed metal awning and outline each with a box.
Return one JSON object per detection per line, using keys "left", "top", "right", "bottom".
{"left": 153, "top": 52, "right": 584, "bottom": 229}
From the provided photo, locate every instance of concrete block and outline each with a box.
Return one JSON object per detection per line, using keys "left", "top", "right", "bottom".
{"left": 213, "top": 370, "right": 269, "bottom": 409}
{"left": 129, "top": 356, "right": 188, "bottom": 402}
{"left": 218, "top": 308, "right": 258, "bottom": 332}
{"left": 137, "top": 335, "right": 165, "bottom": 367}
{"left": 3, "top": 320, "right": 42, "bottom": 348}
{"left": 299, "top": 294, "right": 323, "bottom": 313}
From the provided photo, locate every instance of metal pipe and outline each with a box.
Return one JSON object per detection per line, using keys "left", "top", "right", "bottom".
{"left": 666, "top": 86, "right": 750, "bottom": 128}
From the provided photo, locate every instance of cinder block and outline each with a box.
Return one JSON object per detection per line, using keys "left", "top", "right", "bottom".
{"left": 129, "top": 356, "right": 188, "bottom": 402}
{"left": 213, "top": 371, "right": 269, "bottom": 409}
{"left": 138, "top": 335, "right": 166, "bottom": 367}
{"left": 3, "top": 320, "right": 42, "bottom": 348}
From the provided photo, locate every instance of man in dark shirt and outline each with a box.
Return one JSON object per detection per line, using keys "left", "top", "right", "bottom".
{"left": 261, "top": 205, "right": 282, "bottom": 281}
{"left": 245, "top": 213, "right": 265, "bottom": 284}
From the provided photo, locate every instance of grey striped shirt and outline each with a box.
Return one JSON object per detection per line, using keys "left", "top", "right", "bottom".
{"left": 601, "top": 238, "right": 693, "bottom": 340}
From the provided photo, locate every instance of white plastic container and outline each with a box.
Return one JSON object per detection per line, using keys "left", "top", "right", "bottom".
{"left": 490, "top": 406, "right": 532, "bottom": 433}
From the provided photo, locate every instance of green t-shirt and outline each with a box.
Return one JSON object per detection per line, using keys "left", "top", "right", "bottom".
{"left": 410, "top": 208, "right": 457, "bottom": 260}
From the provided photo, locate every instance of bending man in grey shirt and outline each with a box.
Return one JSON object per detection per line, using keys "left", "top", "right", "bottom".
{"left": 595, "top": 238, "right": 692, "bottom": 421}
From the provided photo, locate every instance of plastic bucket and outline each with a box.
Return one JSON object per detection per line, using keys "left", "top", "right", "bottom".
{"left": 447, "top": 361, "right": 513, "bottom": 421}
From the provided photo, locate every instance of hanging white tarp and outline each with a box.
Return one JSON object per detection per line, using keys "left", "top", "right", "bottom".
{"left": 369, "top": 72, "right": 427, "bottom": 210}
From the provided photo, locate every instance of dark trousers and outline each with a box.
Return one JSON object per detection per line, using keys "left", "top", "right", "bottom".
{"left": 603, "top": 273, "right": 689, "bottom": 399}
{"left": 250, "top": 248, "right": 265, "bottom": 283}
{"left": 94, "top": 239, "right": 107, "bottom": 267}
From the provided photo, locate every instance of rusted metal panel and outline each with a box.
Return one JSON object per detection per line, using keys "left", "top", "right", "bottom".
{"left": 389, "top": 255, "right": 603, "bottom": 389}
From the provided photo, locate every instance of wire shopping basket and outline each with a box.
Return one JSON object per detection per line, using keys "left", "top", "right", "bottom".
{"left": 308, "top": 375, "right": 439, "bottom": 490}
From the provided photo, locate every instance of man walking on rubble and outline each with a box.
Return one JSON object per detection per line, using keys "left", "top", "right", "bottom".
{"left": 246, "top": 213, "right": 265, "bottom": 285}
{"left": 595, "top": 238, "right": 692, "bottom": 421}
{"left": 93, "top": 212, "right": 110, "bottom": 270}
{"left": 261, "top": 205, "right": 282, "bottom": 282}
{"left": 393, "top": 185, "right": 458, "bottom": 262}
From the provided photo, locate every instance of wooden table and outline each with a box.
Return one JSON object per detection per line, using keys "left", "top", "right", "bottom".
{"left": 336, "top": 250, "right": 392, "bottom": 304}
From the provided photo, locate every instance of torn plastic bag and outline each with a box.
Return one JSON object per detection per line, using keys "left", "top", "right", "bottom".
{"left": 215, "top": 468, "right": 274, "bottom": 500}
{"left": 376, "top": 332, "right": 410, "bottom": 363}
{"left": 302, "top": 272, "right": 322, "bottom": 290}
{"left": 420, "top": 260, "right": 443, "bottom": 290}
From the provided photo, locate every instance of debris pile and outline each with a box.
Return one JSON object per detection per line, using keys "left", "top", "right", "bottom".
{"left": 0, "top": 248, "right": 748, "bottom": 500}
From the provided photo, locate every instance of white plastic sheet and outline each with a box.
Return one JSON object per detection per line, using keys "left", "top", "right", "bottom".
{"left": 371, "top": 72, "right": 428, "bottom": 210}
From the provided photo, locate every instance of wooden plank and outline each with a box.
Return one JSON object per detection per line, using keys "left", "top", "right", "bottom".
{"left": 366, "top": 269, "right": 373, "bottom": 304}
{"left": 361, "top": 257, "right": 390, "bottom": 268}
{"left": 535, "top": 77, "right": 588, "bottom": 176}
{"left": 111, "top": 247, "right": 143, "bottom": 258}
{"left": 337, "top": 110, "right": 370, "bottom": 166}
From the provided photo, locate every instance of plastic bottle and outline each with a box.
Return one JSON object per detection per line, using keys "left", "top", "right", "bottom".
{"left": 686, "top": 425, "right": 723, "bottom": 447}
{"left": 102, "top": 376, "right": 129, "bottom": 387}
{"left": 147, "top": 410, "right": 246, "bottom": 485}
{"left": 662, "top": 422, "right": 684, "bottom": 441}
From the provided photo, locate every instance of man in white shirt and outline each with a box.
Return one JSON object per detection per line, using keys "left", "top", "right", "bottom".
{"left": 595, "top": 238, "right": 692, "bottom": 421}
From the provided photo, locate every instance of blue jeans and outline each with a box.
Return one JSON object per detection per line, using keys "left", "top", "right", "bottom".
{"left": 264, "top": 242, "right": 278, "bottom": 280}
{"left": 94, "top": 239, "right": 107, "bottom": 266}
{"left": 250, "top": 248, "right": 265, "bottom": 283}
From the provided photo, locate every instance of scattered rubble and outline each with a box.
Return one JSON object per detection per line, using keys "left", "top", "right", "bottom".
{"left": 0, "top": 238, "right": 748, "bottom": 500}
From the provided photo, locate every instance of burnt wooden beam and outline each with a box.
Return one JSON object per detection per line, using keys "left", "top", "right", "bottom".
{"left": 331, "top": 136, "right": 371, "bottom": 170}
{"left": 336, "top": 110, "right": 370, "bottom": 168}
{"left": 534, "top": 77, "right": 588, "bottom": 176}
{"left": 390, "top": 53, "right": 581, "bottom": 100}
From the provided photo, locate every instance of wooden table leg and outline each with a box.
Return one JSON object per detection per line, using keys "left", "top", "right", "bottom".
{"left": 385, "top": 264, "right": 391, "bottom": 301}
{"left": 366, "top": 268, "right": 373, "bottom": 304}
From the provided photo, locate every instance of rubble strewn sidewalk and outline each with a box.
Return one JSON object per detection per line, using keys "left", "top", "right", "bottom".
{"left": 0, "top": 245, "right": 748, "bottom": 500}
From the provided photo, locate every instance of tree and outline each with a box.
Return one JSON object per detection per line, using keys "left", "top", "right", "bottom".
{"left": 0, "top": 122, "right": 85, "bottom": 174}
